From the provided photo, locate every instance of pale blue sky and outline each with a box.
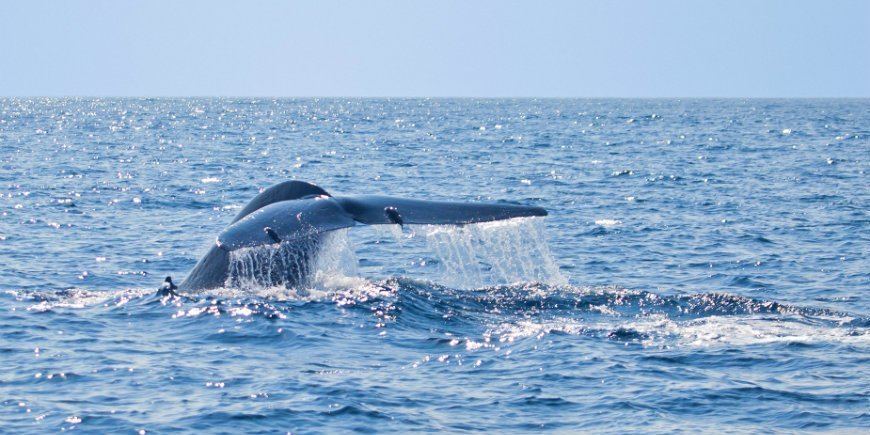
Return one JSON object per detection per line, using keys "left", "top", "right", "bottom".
{"left": 1, "top": 0, "right": 868, "bottom": 97}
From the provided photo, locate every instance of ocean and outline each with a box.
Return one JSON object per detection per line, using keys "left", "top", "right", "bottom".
{"left": 0, "top": 98, "right": 867, "bottom": 433}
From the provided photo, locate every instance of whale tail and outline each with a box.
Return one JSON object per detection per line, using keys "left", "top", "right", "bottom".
{"left": 231, "top": 180, "right": 331, "bottom": 223}
{"left": 179, "top": 181, "right": 547, "bottom": 291}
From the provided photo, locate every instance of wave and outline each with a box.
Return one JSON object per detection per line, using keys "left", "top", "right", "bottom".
{"left": 6, "top": 279, "right": 866, "bottom": 350}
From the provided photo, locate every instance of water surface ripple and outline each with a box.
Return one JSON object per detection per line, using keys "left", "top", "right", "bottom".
{"left": 0, "top": 98, "right": 867, "bottom": 433}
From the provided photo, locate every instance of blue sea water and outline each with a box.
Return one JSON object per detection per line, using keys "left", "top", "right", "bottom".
{"left": 0, "top": 98, "right": 867, "bottom": 433}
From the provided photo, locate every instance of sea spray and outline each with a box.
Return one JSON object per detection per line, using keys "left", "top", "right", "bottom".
{"left": 225, "top": 229, "right": 358, "bottom": 292}
{"left": 224, "top": 218, "right": 564, "bottom": 292}
{"left": 419, "top": 217, "right": 566, "bottom": 288}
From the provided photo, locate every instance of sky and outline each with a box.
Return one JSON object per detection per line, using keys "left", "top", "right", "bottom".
{"left": 1, "top": 0, "right": 868, "bottom": 97}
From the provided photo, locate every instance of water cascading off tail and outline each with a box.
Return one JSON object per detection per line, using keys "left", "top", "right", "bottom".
{"left": 225, "top": 229, "right": 359, "bottom": 292}
{"left": 225, "top": 218, "right": 565, "bottom": 292}
{"left": 419, "top": 217, "right": 566, "bottom": 288}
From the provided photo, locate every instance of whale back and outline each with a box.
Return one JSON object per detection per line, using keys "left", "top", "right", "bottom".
{"left": 231, "top": 180, "right": 331, "bottom": 223}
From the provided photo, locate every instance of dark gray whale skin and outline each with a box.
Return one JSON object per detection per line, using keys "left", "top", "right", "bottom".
{"left": 179, "top": 181, "right": 547, "bottom": 292}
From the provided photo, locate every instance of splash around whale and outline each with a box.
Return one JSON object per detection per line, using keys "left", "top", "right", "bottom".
{"left": 177, "top": 181, "right": 547, "bottom": 292}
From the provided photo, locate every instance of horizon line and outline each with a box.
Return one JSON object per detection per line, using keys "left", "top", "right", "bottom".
{"left": 2, "top": 95, "right": 869, "bottom": 100}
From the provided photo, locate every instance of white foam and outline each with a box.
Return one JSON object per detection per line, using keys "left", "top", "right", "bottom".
{"left": 670, "top": 316, "right": 868, "bottom": 347}
{"left": 594, "top": 219, "right": 622, "bottom": 227}
{"left": 17, "top": 288, "right": 154, "bottom": 312}
{"left": 486, "top": 314, "right": 868, "bottom": 349}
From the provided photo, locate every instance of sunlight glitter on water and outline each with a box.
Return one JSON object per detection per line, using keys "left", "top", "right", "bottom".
{"left": 2, "top": 98, "right": 867, "bottom": 433}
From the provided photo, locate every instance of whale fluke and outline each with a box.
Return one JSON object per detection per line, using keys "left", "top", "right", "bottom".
{"left": 231, "top": 180, "right": 331, "bottom": 224}
{"left": 179, "top": 181, "right": 547, "bottom": 292}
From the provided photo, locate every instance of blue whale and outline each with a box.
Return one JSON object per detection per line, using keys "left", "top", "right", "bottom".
{"left": 179, "top": 181, "right": 547, "bottom": 292}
